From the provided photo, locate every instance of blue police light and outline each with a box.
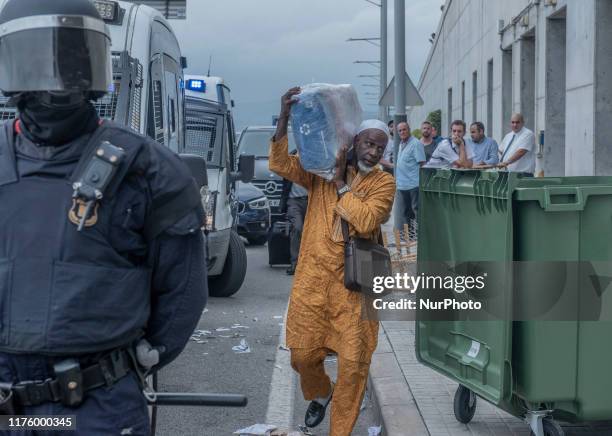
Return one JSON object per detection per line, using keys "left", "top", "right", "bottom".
{"left": 186, "top": 79, "right": 206, "bottom": 93}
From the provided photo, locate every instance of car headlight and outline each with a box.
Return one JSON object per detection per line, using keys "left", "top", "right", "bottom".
{"left": 200, "top": 187, "right": 217, "bottom": 231}
{"left": 248, "top": 197, "right": 269, "bottom": 210}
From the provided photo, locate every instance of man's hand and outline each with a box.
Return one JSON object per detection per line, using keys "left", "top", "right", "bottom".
{"left": 273, "top": 87, "right": 300, "bottom": 142}
{"left": 135, "top": 339, "right": 166, "bottom": 370}
{"left": 452, "top": 136, "right": 464, "bottom": 146}
{"left": 333, "top": 144, "right": 349, "bottom": 189}
{"left": 497, "top": 162, "right": 509, "bottom": 169}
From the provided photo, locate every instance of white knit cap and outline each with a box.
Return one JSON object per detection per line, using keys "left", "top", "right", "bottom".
{"left": 357, "top": 119, "right": 390, "bottom": 139}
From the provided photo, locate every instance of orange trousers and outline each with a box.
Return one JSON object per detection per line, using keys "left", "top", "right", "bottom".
{"left": 290, "top": 347, "right": 370, "bottom": 436}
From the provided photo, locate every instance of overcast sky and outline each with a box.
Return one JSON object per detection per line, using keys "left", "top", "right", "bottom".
{"left": 171, "top": 0, "right": 442, "bottom": 129}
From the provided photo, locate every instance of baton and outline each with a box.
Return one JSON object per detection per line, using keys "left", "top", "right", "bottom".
{"left": 146, "top": 392, "right": 247, "bottom": 407}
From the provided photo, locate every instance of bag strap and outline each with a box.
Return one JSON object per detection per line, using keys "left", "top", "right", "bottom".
{"left": 341, "top": 218, "right": 350, "bottom": 243}
{"left": 338, "top": 165, "right": 384, "bottom": 246}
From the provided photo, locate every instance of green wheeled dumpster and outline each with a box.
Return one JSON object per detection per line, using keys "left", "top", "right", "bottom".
{"left": 415, "top": 168, "right": 612, "bottom": 436}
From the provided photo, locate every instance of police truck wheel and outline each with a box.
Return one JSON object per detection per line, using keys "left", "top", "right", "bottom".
{"left": 209, "top": 230, "right": 247, "bottom": 297}
{"left": 247, "top": 236, "right": 267, "bottom": 246}
{"left": 454, "top": 385, "right": 477, "bottom": 424}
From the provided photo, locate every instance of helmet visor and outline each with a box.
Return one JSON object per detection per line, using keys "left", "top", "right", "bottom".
{"left": 0, "top": 27, "right": 111, "bottom": 93}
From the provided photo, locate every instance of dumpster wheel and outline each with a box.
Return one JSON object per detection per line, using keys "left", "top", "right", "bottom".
{"left": 526, "top": 411, "right": 565, "bottom": 436}
{"left": 453, "top": 385, "right": 477, "bottom": 424}
{"left": 530, "top": 418, "right": 564, "bottom": 436}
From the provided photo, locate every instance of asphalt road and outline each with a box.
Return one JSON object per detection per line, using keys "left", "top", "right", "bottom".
{"left": 154, "top": 243, "right": 380, "bottom": 436}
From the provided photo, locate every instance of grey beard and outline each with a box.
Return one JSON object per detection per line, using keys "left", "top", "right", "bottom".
{"left": 358, "top": 161, "right": 374, "bottom": 174}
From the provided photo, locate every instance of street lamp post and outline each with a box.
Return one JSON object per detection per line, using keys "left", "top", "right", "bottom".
{"left": 393, "top": 0, "right": 407, "bottom": 176}
{"left": 380, "top": 0, "right": 388, "bottom": 122}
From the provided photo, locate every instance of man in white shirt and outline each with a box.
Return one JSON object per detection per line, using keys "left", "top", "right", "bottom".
{"left": 498, "top": 113, "right": 536, "bottom": 175}
{"left": 380, "top": 120, "right": 394, "bottom": 174}
{"left": 426, "top": 120, "right": 474, "bottom": 169}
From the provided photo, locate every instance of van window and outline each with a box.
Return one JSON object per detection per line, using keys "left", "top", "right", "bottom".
{"left": 226, "top": 114, "right": 236, "bottom": 170}
{"left": 163, "top": 56, "right": 183, "bottom": 152}
{"left": 165, "top": 70, "right": 179, "bottom": 152}
{"left": 185, "top": 97, "right": 224, "bottom": 168}
{"left": 218, "top": 85, "right": 231, "bottom": 106}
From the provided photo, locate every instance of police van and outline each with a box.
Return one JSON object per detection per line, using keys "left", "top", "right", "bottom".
{"left": 183, "top": 75, "right": 253, "bottom": 297}
{"left": 0, "top": 0, "right": 185, "bottom": 149}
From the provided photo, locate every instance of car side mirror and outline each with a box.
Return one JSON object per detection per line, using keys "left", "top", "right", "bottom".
{"left": 179, "top": 154, "right": 208, "bottom": 188}
{"left": 231, "top": 155, "right": 255, "bottom": 183}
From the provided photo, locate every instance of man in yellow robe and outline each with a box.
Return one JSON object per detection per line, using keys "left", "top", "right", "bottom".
{"left": 269, "top": 88, "right": 395, "bottom": 435}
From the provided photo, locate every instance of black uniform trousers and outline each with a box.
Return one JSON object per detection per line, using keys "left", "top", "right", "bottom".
{"left": 286, "top": 196, "right": 308, "bottom": 265}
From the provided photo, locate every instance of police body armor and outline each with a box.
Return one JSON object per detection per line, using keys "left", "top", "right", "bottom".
{"left": 0, "top": 120, "right": 202, "bottom": 355}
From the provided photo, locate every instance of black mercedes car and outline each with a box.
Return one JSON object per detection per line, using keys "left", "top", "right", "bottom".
{"left": 236, "top": 181, "right": 271, "bottom": 245}
{"left": 237, "top": 126, "right": 296, "bottom": 223}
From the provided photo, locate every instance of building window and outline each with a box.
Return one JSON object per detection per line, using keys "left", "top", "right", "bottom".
{"left": 472, "top": 71, "right": 478, "bottom": 123}
{"left": 487, "top": 59, "right": 494, "bottom": 137}
{"left": 502, "top": 49, "right": 513, "bottom": 134}
{"left": 461, "top": 81, "right": 466, "bottom": 121}
{"left": 447, "top": 88, "right": 453, "bottom": 133}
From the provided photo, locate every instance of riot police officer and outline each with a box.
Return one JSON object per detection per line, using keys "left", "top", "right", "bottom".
{"left": 0, "top": 0, "right": 207, "bottom": 434}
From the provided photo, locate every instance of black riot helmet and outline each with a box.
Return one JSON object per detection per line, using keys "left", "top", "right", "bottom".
{"left": 0, "top": 0, "right": 112, "bottom": 97}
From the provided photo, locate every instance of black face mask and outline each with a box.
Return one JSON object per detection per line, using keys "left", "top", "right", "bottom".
{"left": 17, "top": 93, "right": 100, "bottom": 146}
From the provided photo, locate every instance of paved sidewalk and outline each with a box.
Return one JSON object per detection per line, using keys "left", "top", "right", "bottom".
{"left": 371, "top": 321, "right": 529, "bottom": 436}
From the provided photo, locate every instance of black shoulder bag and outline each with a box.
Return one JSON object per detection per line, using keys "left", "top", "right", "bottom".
{"left": 341, "top": 218, "right": 392, "bottom": 295}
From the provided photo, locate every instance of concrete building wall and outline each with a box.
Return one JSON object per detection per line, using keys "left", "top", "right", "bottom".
{"left": 409, "top": 0, "right": 610, "bottom": 176}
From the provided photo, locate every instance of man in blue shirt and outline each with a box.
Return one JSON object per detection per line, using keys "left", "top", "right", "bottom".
{"left": 395, "top": 122, "right": 426, "bottom": 238}
{"left": 468, "top": 121, "right": 499, "bottom": 166}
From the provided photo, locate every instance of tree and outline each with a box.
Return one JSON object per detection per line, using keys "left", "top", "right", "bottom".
{"left": 427, "top": 109, "right": 442, "bottom": 133}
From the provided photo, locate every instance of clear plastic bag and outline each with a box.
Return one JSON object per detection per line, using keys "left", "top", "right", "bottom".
{"left": 290, "top": 83, "right": 363, "bottom": 180}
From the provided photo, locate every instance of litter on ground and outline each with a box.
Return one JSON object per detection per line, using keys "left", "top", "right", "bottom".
{"left": 232, "top": 339, "right": 251, "bottom": 354}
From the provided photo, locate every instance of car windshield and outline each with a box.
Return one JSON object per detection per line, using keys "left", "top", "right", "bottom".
{"left": 238, "top": 130, "right": 296, "bottom": 158}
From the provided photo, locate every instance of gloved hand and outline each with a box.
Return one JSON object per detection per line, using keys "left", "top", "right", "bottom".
{"left": 135, "top": 339, "right": 165, "bottom": 369}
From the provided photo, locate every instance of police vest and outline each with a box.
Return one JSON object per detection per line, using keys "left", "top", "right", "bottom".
{"left": 0, "top": 120, "right": 202, "bottom": 355}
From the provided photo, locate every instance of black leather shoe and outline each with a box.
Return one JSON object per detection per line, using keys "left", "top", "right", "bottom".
{"left": 286, "top": 263, "right": 296, "bottom": 275}
{"left": 304, "top": 386, "right": 333, "bottom": 428}
{"left": 304, "top": 401, "right": 327, "bottom": 428}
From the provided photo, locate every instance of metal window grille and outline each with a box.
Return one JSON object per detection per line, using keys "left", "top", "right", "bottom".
{"left": 93, "top": 54, "right": 122, "bottom": 121}
{"left": 94, "top": 82, "right": 121, "bottom": 120}
{"left": 152, "top": 80, "right": 164, "bottom": 144}
{"left": 0, "top": 96, "right": 16, "bottom": 121}
{"left": 185, "top": 114, "right": 217, "bottom": 161}
{"left": 130, "top": 62, "right": 143, "bottom": 132}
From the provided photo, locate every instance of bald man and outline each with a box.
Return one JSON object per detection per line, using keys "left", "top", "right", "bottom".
{"left": 498, "top": 113, "right": 536, "bottom": 175}
{"left": 270, "top": 88, "right": 395, "bottom": 435}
